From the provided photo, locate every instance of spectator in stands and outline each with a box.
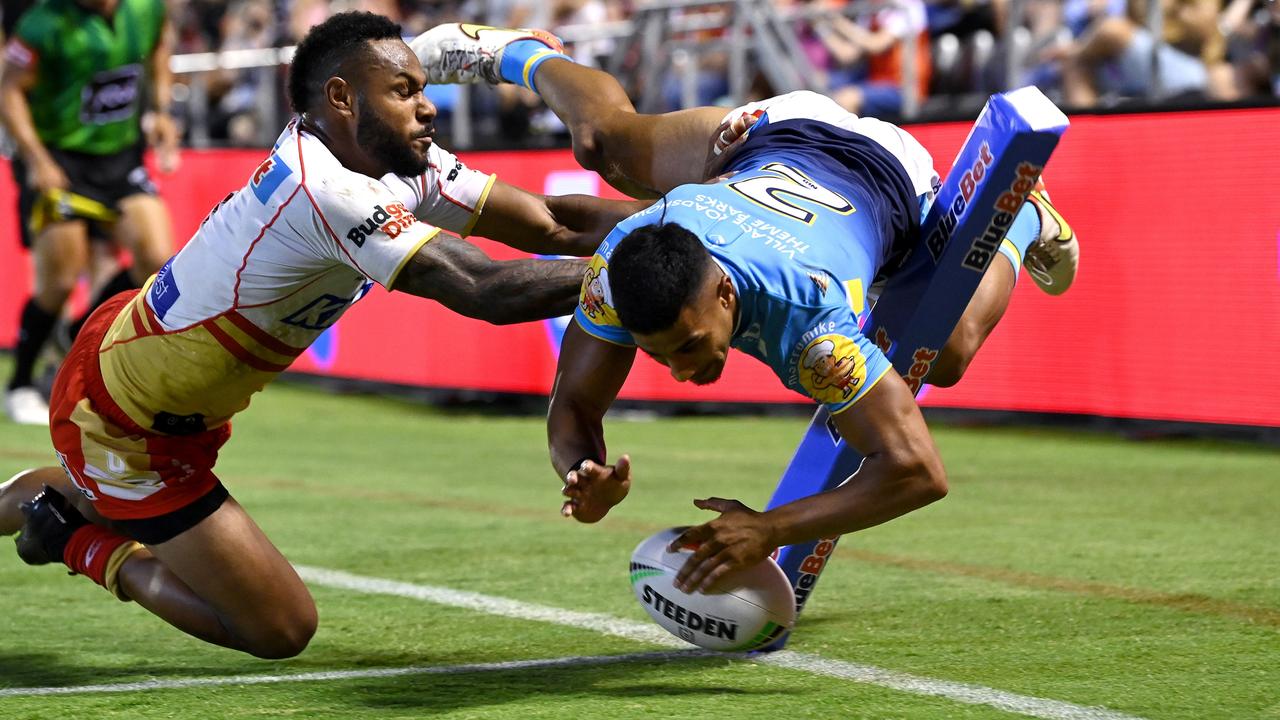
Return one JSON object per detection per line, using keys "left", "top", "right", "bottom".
{"left": 1058, "top": 0, "right": 1238, "bottom": 106}
{"left": 1221, "top": 0, "right": 1280, "bottom": 98}
{"left": 812, "top": 0, "right": 932, "bottom": 117}
{"left": 205, "top": 0, "right": 278, "bottom": 145}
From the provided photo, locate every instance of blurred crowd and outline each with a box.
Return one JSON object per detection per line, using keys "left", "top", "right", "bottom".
{"left": 11, "top": 0, "right": 1280, "bottom": 148}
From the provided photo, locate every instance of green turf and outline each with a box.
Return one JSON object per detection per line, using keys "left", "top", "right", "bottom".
{"left": 0, "top": 377, "right": 1276, "bottom": 719}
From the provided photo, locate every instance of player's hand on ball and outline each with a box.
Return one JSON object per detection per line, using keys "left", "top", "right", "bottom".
{"left": 669, "top": 498, "right": 776, "bottom": 593}
{"left": 561, "top": 455, "right": 631, "bottom": 523}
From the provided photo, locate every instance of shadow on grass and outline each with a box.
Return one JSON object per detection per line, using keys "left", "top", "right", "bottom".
{"left": 344, "top": 652, "right": 794, "bottom": 715}
{"left": 0, "top": 652, "right": 270, "bottom": 690}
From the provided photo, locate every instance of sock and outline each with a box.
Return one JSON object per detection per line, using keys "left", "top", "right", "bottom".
{"left": 498, "top": 39, "right": 572, "bottom": 92}
{"left": 68, "top": 267, "right": 136, "bottom": 341}
{"left": 62, "top": 524, "right": 143, "bottom": 601}
{"left": 9, "top": 299, "right": 59, "bottom": 390}
{"left": 997, "top": 200, "right": 1043, "bottom": 281}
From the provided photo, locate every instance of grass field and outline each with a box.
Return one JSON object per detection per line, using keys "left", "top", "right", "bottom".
{"left": 0, "top": 378, "right": 1276, "bottom": 720}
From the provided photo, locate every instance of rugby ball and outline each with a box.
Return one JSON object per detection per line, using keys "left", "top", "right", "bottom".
{"left": 629, "top": 527, "right": 796, "bottom": 651}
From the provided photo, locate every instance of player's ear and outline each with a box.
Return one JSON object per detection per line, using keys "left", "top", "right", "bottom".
{"left": 322, "top": 77, "right": 356, "bottom": 118}
{"left": 716, "top": 273, "right": 734, "bottom": 308}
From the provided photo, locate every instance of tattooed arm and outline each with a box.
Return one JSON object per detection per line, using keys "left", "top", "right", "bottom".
{"left": 391, "top": 234, "right": 587, "bottom": 325}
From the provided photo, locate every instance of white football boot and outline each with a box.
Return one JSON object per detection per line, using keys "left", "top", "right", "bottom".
{"left": 1023, "top": 181, "right": 1079, "bottom": 296}
{"left": 4, "top": 386, "right": 49, "bottom": 426}
{"left": 409, "top": 23, "right": 563, "bottom": 85}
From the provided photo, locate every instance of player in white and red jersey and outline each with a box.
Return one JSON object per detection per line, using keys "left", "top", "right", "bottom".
{"left": 0, "top": 13, "right": 643, "bottom": 659}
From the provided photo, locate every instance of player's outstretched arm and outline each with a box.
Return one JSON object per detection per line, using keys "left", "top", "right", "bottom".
{"left": 672, "top": 371, "right": 948, "bottom": 592}
{"left": 469, "top": 180, "right": 650, "bottom": 257}
{"left": 391, "top": 234, "right": 586, "bottom": 324}
{"left": 548, "top": 321, "right": 637, "bottom": 522}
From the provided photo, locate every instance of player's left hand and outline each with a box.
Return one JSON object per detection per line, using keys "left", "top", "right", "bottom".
{"left": 668, "top": 498, "right": 777, "bottom": 593}
{"left": 561, "top": 456, "right": 631, "bottom": 523}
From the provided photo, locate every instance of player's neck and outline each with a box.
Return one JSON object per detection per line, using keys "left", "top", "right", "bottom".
{"left": 299, "top": 116, "right": 390, "bottom": 180}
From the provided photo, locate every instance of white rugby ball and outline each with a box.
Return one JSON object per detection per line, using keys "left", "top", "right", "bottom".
{"left": 629, "top": 527, "right": 796, "bottom": 651}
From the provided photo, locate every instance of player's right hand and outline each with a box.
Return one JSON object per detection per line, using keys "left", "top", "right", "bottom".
{"left": 29, "top": 158, "right": 69, "bottom": 193}
{"left": 561, "top": 455, "right": 631, "bottom": 523}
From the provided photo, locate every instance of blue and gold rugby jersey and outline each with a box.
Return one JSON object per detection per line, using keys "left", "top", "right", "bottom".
{"left": 576, "top": 118, "right": 922, "bottom": 415}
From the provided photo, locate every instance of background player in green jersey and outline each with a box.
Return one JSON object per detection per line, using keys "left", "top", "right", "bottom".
{"left": 1, "top": 0, "right": 177, "bottom": 424}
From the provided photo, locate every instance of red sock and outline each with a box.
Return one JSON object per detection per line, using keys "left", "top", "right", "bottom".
{"left": 62, "top": 525, "right": 133, "bottom": 588}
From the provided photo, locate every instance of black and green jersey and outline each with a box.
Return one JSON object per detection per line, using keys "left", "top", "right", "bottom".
{"left": 10, "top": 0, "right": 165, "bottom": 154}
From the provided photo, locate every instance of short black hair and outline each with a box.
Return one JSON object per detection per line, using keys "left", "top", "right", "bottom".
{"left": 609, "top": 223, "right": 713, "bottom": 335}
{"left": 288, "top": 12, "right": 402, "bottom": 114}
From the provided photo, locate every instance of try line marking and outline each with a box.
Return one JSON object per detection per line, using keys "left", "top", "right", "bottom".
{"left": 297, "top": 566, "right": 1146, "bottom": 720}
{"left": 0, "top": 565, "right": 1149, "bottom": 720}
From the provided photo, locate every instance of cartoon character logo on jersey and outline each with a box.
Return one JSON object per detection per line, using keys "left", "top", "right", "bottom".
{"left": 346, "top": 202, "right": 417, "bottom": 248}
{"left": 579, "top": 256, "right": 621, "bottom": 327}
{"left": 798, "top": 334, "right": 867, "bottom": 404}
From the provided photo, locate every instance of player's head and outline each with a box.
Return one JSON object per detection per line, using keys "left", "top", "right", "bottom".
{"left": 611, "top": 223, "right": 737, "bottom": 385}
{"left": 288, "top": 12, "right": 435, "bottom": 177}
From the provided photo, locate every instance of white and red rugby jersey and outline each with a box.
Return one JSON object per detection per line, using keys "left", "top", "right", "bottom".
{"left": 97, "top": 119, "right": 496, "bottom": 433}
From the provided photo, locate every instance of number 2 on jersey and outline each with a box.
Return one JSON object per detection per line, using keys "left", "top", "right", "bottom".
{"left": 727, "top": 162, "right": 855, "bottom": 224}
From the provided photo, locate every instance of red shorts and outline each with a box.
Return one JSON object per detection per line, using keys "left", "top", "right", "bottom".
{"left": 49, "top": 290, "right": 232, "bottom": 521}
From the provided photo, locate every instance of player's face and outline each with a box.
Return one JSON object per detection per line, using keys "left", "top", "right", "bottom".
{"left": 353, "top": 39, "right": 437, "bottom": 177}
{"left": 633, "top": 277, "right": 736, "bottom": 386}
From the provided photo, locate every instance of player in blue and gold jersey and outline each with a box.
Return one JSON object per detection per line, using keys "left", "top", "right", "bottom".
{"left": 415, "top": 25, "right": 1079, "bottom": 593}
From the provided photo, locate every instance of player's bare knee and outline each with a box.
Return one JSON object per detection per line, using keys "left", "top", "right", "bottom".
{"left": 921, "top": 459, "right": 949, "bottom": 503}
{"left": 931, "top": 314, "right": 985, "bottom": 387}
{"left": 927, "top": 349, "right": 968, "bottom": 388}
{"left": 242, "top": 605, "right": 318, "bottom": 659}
{"left": 900, "top": 454, "right": 948, "bottom": 506}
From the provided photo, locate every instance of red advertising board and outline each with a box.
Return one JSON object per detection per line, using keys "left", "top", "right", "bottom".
{"left": 1, "top": 108, "right": 1276, "bottom": 427}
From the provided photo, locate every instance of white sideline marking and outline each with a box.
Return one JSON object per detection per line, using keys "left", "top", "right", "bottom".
{"left": 0, "top": 650, "right": 710, "bottom": 698}
{"left": 297, "top": 566, "right": 1147, "bottom": 720}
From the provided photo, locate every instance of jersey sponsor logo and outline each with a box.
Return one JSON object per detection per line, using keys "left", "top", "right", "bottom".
{"left": 149, "top": 257, "right": 181, "bottom": 321}
{"left": 80, "top": 65, "right": 141, "bottom": 124}
{"left": 579, "top": 255, "right": 621, "bottom": 327}
{"left": 250, "top": 154, "right": 292, "bottom": 203}
{"left": 795, "top": 332, "right": 867, "bottom": 404}
{"left": 346, "top": 202, "right": 416, "bottom": 248}
{"left": 282, "top": 293, "right": 355, "bottom": 331}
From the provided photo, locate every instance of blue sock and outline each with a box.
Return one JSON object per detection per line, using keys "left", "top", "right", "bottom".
{"left": 498, "top": 39, "right": 572, "bottom": 91}
{"left": 997, "top": 200, "right": 1042, "bottom": 280}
